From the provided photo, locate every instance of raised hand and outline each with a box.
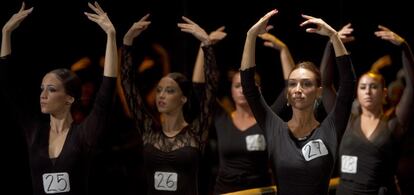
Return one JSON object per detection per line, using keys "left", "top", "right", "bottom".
{"left": 177, "top": 16, "right": 210, "bottom": 46}
{"left": 374, "top": 25, "right": 405, "bottom": 46}
{"left": 84, "top": 1, "right": 115, "bottom": 35}
{"left": 208, "top": 26, "right": 227, "bottom": 45}
{"left": 338, "top": 23, "right": 355, "bottom": 43}
{"left": 123, "top": 14, "right": 151, "bottom": 46}
{"left": 247, "top": 9, "right": 278, "bottom": 37}
{"left": 1, "top": 2, "right": 33, "bottom": 57}
{"left": 300, "top": 14, "right": 337, "bottom": 37}
{"left": 2, "top": 2, "right": 33, "bottom": 34}
{"left": 258, "top": 31, "right": 287, "bottom": 51}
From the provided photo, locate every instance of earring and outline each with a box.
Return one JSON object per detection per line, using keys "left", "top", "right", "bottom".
{"left": 313, "top": 97, "right": 321, "bottom": 109}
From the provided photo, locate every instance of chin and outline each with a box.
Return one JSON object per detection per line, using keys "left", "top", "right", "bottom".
{"left": 40, "top": 109, "right": 50, "bottom": 114}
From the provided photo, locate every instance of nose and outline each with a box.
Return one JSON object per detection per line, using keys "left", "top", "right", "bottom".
{"left": 364, "top": 87, "right": 371, "bottom": 95}
{"left": 158, "top": 90, "right": 166, "bottom": 99}
{"left": 40, "top": 90, "right": 47, "bottom": 99}
{"left": 294, "top": 83, "right": 303, "bottom": 92}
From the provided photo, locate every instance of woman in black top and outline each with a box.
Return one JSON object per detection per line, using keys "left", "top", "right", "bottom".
{"left": 120, "top": 14, "right": 218, "bottom": 195}
{"left": 192, "top": 27, "right": 296, "bottom": 194}
{"left": 0, "top": 2, "right": 118, "bottom": 195}
{"left": 331, "top": 26, "right": 414, "bottom": 195}
{"left": 240, "top": 10, "right": 356, "bottom": 195}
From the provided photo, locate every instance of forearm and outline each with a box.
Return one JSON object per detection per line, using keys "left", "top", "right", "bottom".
{"left": 240, "top": 33, "right": 257, "bottom": 70}
{"left": 1, "top": 31, "right": 11, "bottom": 57}
{"left": 280, "top": 47, "right": 295, "bottom": 80}
{"left": 103, "top": 32, "right": 118, "bottom": 77}
{"left": 192, "top": 45, "right": 205, "bottom": 83}
{"left": 330, "top": 33, "right": 348, "bottom": 57}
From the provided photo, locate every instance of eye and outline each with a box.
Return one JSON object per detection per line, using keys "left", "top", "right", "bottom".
{"left": 287, "top": 80, "right": 298, "bottom": 88}
{"left": 48, "top": 87, "right": 57, "bottom": 92}
{"left": 233, "top": 83, "right": 241, "bottom": 88}
{"left": 166, "top": 88, "right": 176, "bottom": 94}
{"left": 302, "top": 80, "right": 314, "bottom": 88}
{"left": 156, "top": 87, "right": 162, "bottom": 93}
{"left": 370, "top": 84, "right": 379, "bottom": 89}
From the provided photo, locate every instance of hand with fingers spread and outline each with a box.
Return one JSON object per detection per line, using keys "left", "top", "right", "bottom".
{"left": 2, "top": 2, "right": 33, "bottom": 34}
{"left": 241, "top": 9, "right": 278, "bottom": 71}
{"left": 177, "top": 16, "right": 210, "bottom": 46}
{"left": 338, "top": 23, "right": 355, "bottom": 43}
{"left": 300, "top": 14, "right": 337, "bottom": 38}
{"left": 374, "top": 25, "right": 405, "bottom": 46}
{"left": 301, "top": 14, "right": 348, "bottom": 56}
{"left": 84, "top": 1, "right": 118, "bottom": 78}
{"left": 258, "top": 30, "right": 287, "bottom": 51}
{"left": 192, "top": 26, "right": 226, "bottom": 83}
{"left": 123, "top": 14, "right": 151, "bottom": 46}
{"left": 247, "top": 9, "right": 278, "bottom": 37}
{"left": 84, "top": 2, "right": 115, "bottom": 36}
{"left": 208, "top": 26, "right": 227, "bottom": 45}
{"left": 1, "top": 2, "right": 33, "bottom": 57}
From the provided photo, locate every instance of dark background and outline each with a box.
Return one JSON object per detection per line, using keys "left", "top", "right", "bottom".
{"left": 1, "top": 0, "right": 413, "bottom": 194}
{"left": 1, "top": 0, "right": 412, "bottom": 100}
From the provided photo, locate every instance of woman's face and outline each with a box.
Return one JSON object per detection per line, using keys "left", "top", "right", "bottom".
{"left": 231, "top": 72, "right": 248, "bottom": 106}
{"left": 357, "top": 74, "right": 385, "bottom": 110}
{"left": 287, "top": 68, "right": 321, "bottom": 110}
{"left": 40, "top": 73, "right": 73, "bottom": 114}
{"left": 155, "top": 76, "right": 186, "bottom": 114}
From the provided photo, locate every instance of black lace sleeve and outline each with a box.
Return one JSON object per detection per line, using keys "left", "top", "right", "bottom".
{"left": 191, "top": 45, "right": 219, "bottom": 143}
{"left": 395, "top": 42, "right": 414, "bottom": 132}
{"left": 120, "top": 45, "right": 156, "bottom": 136}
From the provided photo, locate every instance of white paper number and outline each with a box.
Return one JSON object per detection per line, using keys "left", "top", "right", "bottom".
{"left": 42, "top": 172, "right": 70, "bottom": 194}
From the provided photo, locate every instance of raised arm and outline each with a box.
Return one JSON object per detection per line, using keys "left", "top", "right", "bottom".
{"left": 192, "top": 26, "right": 226, "bottom": 83}
{"left": 120, "top": 14, "right": 154, "bottom": 134}
{"left": 0, "top": 2, "right": 35, "bottom": 136}
{"left": 79, "top": 1, "right": 118, "bottom": 145}
{"left": 301, "top": 14, "right": 356, "bottom": 136}
{"left": 84, "top": 1, "right": 117, "bottom": 77}
{"left": 240, "top": 9, "right": 280, "bottom": 131}
{"left": 1, "top": 2, "right": 33, "bottom": 57}
{"left": 178, "top": 16, "right": 219, "bottom": 141}
{"left": 320, "top": 23, "right": 354, "bottom": 112}
{"left": 240, "top": 10, "right": 278, "bottom": 71}
{"left": 375, "top": 25, "right": 414, "bottom": 133}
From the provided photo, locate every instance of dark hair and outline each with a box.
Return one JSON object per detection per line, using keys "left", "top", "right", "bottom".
{"left": 48, "top": 68, "right": 82, "bottom": 102}
{"left": 289, "top": 61, "right": 321, "bottom": 87}
{"left": 166, "top": 72, "right": 197, "bottom": 122}
{"left": 228, "top": 69, "right": 261, "bottom": 86}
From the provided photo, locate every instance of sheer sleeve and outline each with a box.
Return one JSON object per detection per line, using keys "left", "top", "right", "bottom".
{"left": 120, "top": 45, "right": 157, "bottom": 136}
{"left": 395, "top": 42, "right": 414, "bottom": 132}
{"left": 192, "top": 45, "right": 219, "bottom": 143}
